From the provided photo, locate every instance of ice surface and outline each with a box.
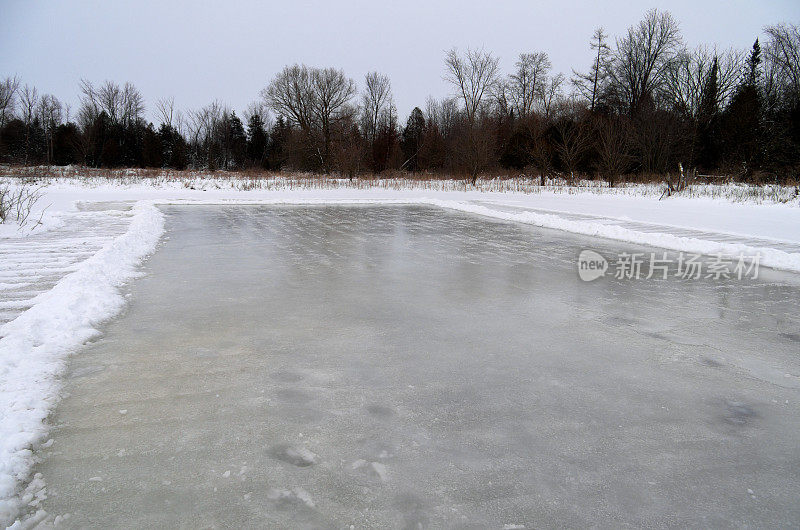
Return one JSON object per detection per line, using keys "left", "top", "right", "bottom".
{"left": 21, "top": 206, "right": 800, "bottom": 527}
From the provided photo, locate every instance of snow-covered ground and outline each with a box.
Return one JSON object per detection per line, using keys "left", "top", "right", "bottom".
{"left": 4, "top": 176, "right": 799, "bottom": 269}
{"left": 0, "top": 175, "right": 799, "bottom": 525}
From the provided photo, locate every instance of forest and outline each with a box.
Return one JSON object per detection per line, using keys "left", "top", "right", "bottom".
{"left": 0, "top": 10, "right": 798, "bottom": 184}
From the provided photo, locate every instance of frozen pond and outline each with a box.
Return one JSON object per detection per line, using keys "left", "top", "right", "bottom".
{"left": 32, "top": 205, "right": 800, "bottom": 527}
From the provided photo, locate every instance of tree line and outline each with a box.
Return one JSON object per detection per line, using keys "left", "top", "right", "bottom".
{"left": 1, "top": 10, "right": 798, "bottom": 184}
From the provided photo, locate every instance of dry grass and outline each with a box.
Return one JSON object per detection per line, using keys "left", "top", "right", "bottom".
{"left": 0, "top": 182, "right": 44, "bottom": 226}
{"left": 0, "top": 164, "right": 798, "bottom": 205}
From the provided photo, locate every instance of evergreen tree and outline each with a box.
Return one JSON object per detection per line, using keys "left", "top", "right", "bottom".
{"left": 52, "top": 123, "right": 81, "bottom": 165}
{"left": 246, "top": 113, "right": 268, "bottom": 168}
{"left": 24, "top": 117, "right": 47, "bottom": 164}
{"left": 170, "top": 134, "right": 188, "bottom": 170}
{"left": 698, "top": 57, "right": 719, "bottom": 121}
{"left": 268, "top": 116, "right": 290, "bottom": 170}
{"left": 86, "top": 111, "right": 111, "bottom": 167}
{"left": 158, "top": 123, "right": 175, "bottom": 167}
{"left": 721, "top": 40, "right": 764, "bottom": 178}
{"left": 141, "top": 123, "right": 163, "bottom": 167}
{"left": 696, "top": 57, "right": 719, "bottom": 168}
{"left": 228, "top": 111, "right": 247, "bottom": 169}
{"left": 400, "top": 107, "right": 425, "bottom": 171}
{"left": 0, "top": 119, "right": 27, "bottom": 162}
{"left": 745, "top": 38, "right": 762, "bottom": 88}
{"left": 157, "top": 123, "right": 188, "bottom": 169}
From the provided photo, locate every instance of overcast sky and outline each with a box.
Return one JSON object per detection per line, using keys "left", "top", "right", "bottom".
{"left": 1, "top": 0, "right": 798, "bottom": 124}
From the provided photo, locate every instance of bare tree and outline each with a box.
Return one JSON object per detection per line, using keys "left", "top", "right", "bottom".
{"left": 763, "top": 23, "right": 800, "bottom": 102}
{"left": 39, "top": 94, "right": 63, "bottom": 125}
{"left": 187, "top": 101, "right": 227, "bottom": 168}
{"left": 97, "top": 81, "right": 122, "bottom": 124}
{"left": 263, "top": 65, "right": 356, "bottom": 171}
{"left": 553, "top": 100, "right": 592, "bottom": 184}
{"left": 38, "top": 94, "right": 63, "bottom": 164}
{"left": 311, "top": 67, "right": 356, "bottom": 172}
{"left": 445, "top": 48, "right": 500, "bottom": 126}
{"left": 359, "top": 72, "right": 397, "bottom": 173}
{"left": 19, "top": 85, "right": 39, "bottom": 164}
{"left": 77, "top": 79, "right": 101, "bottom": 131}
{"left": 19, "top": 85, "right": 38, "bottom": 127}
{"left": 426, "top": 96, "right": 459, "bottom": 137}
{"left": 711, "top": 49, "right": 745, "bottom": 108}
{"left": 156, "top": 97, "right": 176, "bottom": 128}
{"left": 542, "top": 73, "right": 565, "bottom": 117}
{"left": 661, "top": 47, "right": 743, "bottom": 169}
{"left": 595, "top": 115, "right": 632, "bottom": 187}
{"left": 0, "top": 75, "right": 19, "bottom": 128}
{"left": 120, "top": 82, "right": 144, "bottom": 128}
{"left": 333, "top": 120, "right": 363, "bottom": 180}
{"left": 492, "top": 79, "right": 512, "bottom": 117}
{"left": 524, "top": 115, "right": 554, "bottom": 186}
{"left": 262, "top": 64, "right": 316, "bottom": 131}
{"left": 572, "top": 28, "right": 611, "bottom": 111}
{"left": 361, "top": 71, "right": 392, "bottom": 142}
{"left": 663, "top": 47, "right": 743, "bottom": 117}
{"left": 508, "top": 52, "right": 551, "bottom": 117}
{"left": 606, "top": 9, "right": 682, "bottom": 114}
{"left": 634, "top": 106, "right": 681, "bottom": 174}
{"left": 444, "top": 47, "right": 500, "bottom": 183}
{"left": 77, "top": 80, "right": 144, "bottom": 129}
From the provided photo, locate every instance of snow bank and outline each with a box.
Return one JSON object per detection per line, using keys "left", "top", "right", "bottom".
{"left": 3, "top": 175, "right": 798, "bottom": 244}
{"left": 0, "top": 202, "right": 164, "bottom": 525}
{"left": 426, "top": 199, "right": 800, "bottom": 273}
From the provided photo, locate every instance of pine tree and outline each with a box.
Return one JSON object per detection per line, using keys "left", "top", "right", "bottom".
{"left": 571, "top": 27, "right": 611, "bottom": 112}
{"left": 696, "top": 57, "right": 720, "bottom": 169}
{"left": 721, "top": 40, "right": 764, "bottom": 178}
{"left": 745, "top": 38, "right": 762, "bottom": 88}
{"left": 698, "top": 57, "right": 719, "bottom": 122}
{"left": 400, "top": 107, "right": 425, "bottom": 171}
{"left": 226, "top": 111, "right": 246, "bottom": 169}
{"left": 246, "top": 113, "right": 268, "bottom": 168}
{"left": 268, "top": 116, "right": 290, "bottom": 170}
{"left": 141, "top": 123, "right": 163, "bottom": 168}
{"left": 52, "top": 123, "right": 81, "bottom": 165}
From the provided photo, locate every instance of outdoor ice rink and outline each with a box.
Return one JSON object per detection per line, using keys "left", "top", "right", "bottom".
{"left": 30, "top": 205, "right": 800, "bottom": 527}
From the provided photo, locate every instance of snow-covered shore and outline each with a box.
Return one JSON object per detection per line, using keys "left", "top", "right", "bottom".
{"left": 0, "top": 175, "right": 799, "bottom": 525}
{"left": 4, "top": 175, "right": 800, "bottom": 239}
{"left": 6, "top": 175, "right": 800, "bottom": 268}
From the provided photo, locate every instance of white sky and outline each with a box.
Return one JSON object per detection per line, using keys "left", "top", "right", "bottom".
{"left": 1, "top": 0, "right": 798, "bottom": 125}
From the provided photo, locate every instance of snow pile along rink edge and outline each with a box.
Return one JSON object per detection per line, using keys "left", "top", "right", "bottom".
{"left": 427, "top": 199, "right": 800, "bottom": 273}
{"left": 0, "top": 201, "right": 165, "bottom": 525}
